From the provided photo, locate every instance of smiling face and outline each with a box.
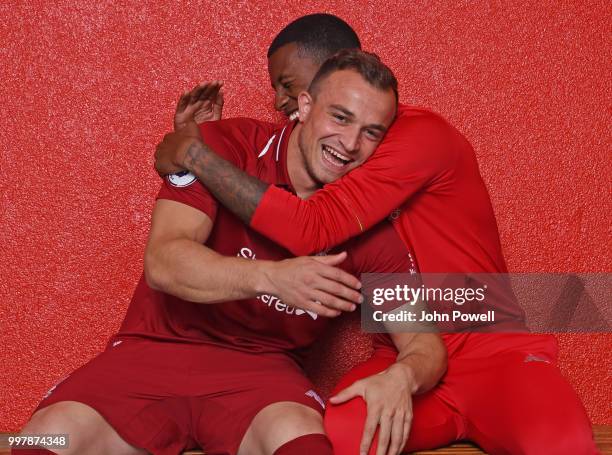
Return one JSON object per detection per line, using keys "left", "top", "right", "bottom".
{"left": 293, "top": 69, "right": 396, "bottom": 188}
{"left": 267, "top": 43, "right": 321, "bottom": 119}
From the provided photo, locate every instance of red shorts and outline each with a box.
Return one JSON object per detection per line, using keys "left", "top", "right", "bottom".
{"left": 35, "top": 337, "right": 325, "bottom": 455}
{"left": 325, "top": 333, "right": 599, "bottom": 454}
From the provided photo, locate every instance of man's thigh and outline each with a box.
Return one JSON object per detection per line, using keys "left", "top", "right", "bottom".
{"left": 324, "top": 349, "right": 462, "bottom": 455}
{"left": 449, "top": 334, "right": 598, "bottom": 454}
{"left": 22, "top": 401, "right": 146, "bottom": 455}
{"left": 189, "top": 351, "right": 326, "bottom": 455}
{"left": 327, "top": 334, "right": 598, "bottom": 455}
{"left": 33, "top": 338, "right": 211, "bottom": 454}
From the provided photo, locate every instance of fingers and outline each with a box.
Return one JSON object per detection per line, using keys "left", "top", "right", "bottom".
{"left": 271, "top": 254, "right": 363, "bottom": 317}
{"left": 329, "top": 382, "right": 362, "bottom": 404}
{"left": 190, "top": 81, "right": 223, "bottom": 104}
{"left": 362, "top": 408, "right": 404, "bottom": 455}
{"left": 360, "top": 405, "right": 382, "bottom": 455}
{"left": 176, "top": 81, "right": 223, "bottom": 123}
{"left": 154, "top": 131, "right": 196, "bottom": 177}
{"left": 188, "top": 83, "right": 208, "bottom": 104}
{"left": 401, "top": 419, "right": 411, "bottom": 453}
{"left": 194, "top": 101, "right": 214, "bottom": 124}
{"left": 376, "top": 412, "right": 391, "bottom": 455}
{"left": 212, "top": 88, "right": 224, "bottom": 121}
{"left": 176, "top": 90, "right": 190, "bottom": 113}
{"left": 315, "top": 273, "right": 363, "bottom": 303}
{"left": 319, "top": 266, "right": 362, "bottom": 299}
{"left": 309, "top": 287, "right": 359, "bottom": 313}
{"left": 293, "top": 283, "right": 358, "bottom": 316}
{"left": 306, "top": 254, "right": 363, "bottom": 310}
{"left": 204, "top": 81, "right": 223, "bottom": 103}
{"left": 296, "top": 299, "right": 341, "bottom": 318}
{"left": 179, "top": 82, "right": 224, "bottom": 124}
{"left": 387, "top": 411, "right": 406, "bottom": 455}
{"left": 312, "top": 253, "right": 362, "bottom": 291}
{"left": 312, "top": 251, "right": 347, "bottom": 265}
{"left": 214, "top": 88, "right": 225, "bottom": 106}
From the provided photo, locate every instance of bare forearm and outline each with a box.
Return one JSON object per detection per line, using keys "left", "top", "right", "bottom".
{"left": 391, "top": 333, "right": 447, "bottom": 394}
{"left": 145, "top": 238, "right": 268, "bottom": 303}
{"left": 184, "top": 141, "right": 268, "bottom": 224}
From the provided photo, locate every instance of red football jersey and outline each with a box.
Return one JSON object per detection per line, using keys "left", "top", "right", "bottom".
{"left": 249, "top": 105, "right": 526, "bottom": 336}
{"left": 118, "top": 118, "right": 413, "bottom": 358}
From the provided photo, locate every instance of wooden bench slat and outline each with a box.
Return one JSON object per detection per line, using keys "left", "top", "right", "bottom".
{"left": 182, "top": 426, "right": 612, "bottom": 454}
{"left": 2, "top": 426, "right": 610, "bottom": 454}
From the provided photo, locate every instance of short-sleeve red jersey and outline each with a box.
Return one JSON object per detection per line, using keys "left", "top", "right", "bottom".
{"left": 118, "top": 118, "right": 413, "bottom": 359}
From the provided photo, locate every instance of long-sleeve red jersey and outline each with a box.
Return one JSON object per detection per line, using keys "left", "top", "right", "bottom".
{"left": 251, "top": 104, "right": 508, "bottom": 275}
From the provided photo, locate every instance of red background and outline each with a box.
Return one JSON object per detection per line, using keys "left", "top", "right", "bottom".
{"left": 1, "top": 1, "right": 610, "bottom": 430}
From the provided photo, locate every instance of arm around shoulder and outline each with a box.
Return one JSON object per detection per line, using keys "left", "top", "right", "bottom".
{"left": 250, "top": 111, "right": 459, "bottom": 255}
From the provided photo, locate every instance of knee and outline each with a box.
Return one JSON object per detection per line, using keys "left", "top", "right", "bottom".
{"left": 513, "top": 419, "right": 598, "bottom": 455}
{"left": 20, "top": 402, "right": 84, "bottom": 455}
{"left": 270, "top": 403, "right": 323, "bottom": 440}
{"left": 21, "top": 401, "right": 142, "bottom": 455}
{"left": 23, "top": 402, "right": 79, "bottom": 436}
{"left": 247, "top": 402, "right": 325, "bottom": 455}
{"left": 324, "top": 398, "right": 367, "bottom": 455}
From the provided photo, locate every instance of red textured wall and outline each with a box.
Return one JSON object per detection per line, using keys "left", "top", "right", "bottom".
{"left": 1, "top": 1, "right": 610, "bottom": 430}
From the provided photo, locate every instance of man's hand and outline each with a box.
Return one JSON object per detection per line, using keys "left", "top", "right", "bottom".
{"left": 329, "top": 363, "right": 416, "bottom": 455}
{"left": 174, "top": 81, "right": 224, "bottom": 131}
{"left": 155, "top": 121, "right": 203, "bottom": 176}
{"left": 260, "top": 252, "right": 363, "bottom": 318}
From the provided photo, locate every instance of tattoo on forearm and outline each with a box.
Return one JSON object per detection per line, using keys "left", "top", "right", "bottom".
{"left": 184, "top": 142, "right": 267, "bottom": 224}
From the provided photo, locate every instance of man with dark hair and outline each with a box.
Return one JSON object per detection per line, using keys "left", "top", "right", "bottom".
{"left": 16, "top": 49, "right": 446, "bottom": 455}
{"left": 267, "top": 13, "right": 361, "bottom": 64}
{"left": 155, "top": 13, "right": 599, "bottom": 455}
{"left": 266, "top": 14, "right": 360, "bottom": 120}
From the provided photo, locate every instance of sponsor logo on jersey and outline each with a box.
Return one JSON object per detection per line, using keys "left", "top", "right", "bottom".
{"left": 258, "top": 293, "right": 316, "bottom": 320}
{"left": 238, "top": 246, "right": 318, "bottom": 320}
{"left": 167, "top": 171, "right": 197, "bottom": 187}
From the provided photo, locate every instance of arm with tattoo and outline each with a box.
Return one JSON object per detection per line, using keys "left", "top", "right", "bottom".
{"left": 156, "top": 92, "right": 437, "bottom": 256}
{"left": 182, "top": 140, "right": 267, "bottom": 224}
{"left": 156, "top": 83, "right": 271, "bottom": 225}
